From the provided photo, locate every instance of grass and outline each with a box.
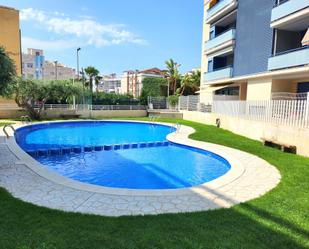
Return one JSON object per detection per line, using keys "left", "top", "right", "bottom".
{"left": 0, "top": 118, "right": 308, "bottom": 249}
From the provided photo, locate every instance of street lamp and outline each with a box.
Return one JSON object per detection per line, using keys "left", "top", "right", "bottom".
{"left": 54, "top": 60, "right": 58, "bottom": 80}
{"left": 77, "top": 47, "right": 81, "bottom": 80}
{"left": 73, "top": 48, "right": 81, "bottom": 108}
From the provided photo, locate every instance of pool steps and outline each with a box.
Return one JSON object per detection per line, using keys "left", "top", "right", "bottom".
{"left": 26, "top": 141, "right": 171, "bottom": 157}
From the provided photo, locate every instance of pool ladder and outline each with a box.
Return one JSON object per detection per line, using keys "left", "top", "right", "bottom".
{"left": 20, "top": 115, "right": 32, "bottom": 124}
{"left": 149, "top": 115, "right": 160, "bottom": 122}
{"left": 3, "top": 124, "right": 15, "bottom": 138}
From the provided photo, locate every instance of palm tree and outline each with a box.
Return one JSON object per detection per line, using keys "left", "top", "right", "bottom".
{"left": 178, "top": 70, "right": 201, "bottom": 96}
{"left": 165, "top": 59, "right": 181, "bottom": 95}
{"left": 84, "top": 66, "right": 99, "bottom": 92}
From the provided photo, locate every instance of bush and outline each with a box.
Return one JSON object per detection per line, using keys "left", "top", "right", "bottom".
{"left": 168, "top": 95, "right": 179, "bottom": 107}
{"left": 92, "top": 92, "right": 138, "bottom": 105}
{"left": 140, "top": 78, "right": 167, "bottom": 105}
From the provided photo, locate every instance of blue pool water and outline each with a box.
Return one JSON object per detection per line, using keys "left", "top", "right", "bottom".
{"left": 15, "top": 121, "right": 231, "bottom": 189}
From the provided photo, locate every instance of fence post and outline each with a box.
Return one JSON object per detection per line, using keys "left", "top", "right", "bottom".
{"left": 305, "top": 93, "right": 309, "bottom": 128}
{"left": 187, "top": 96, "right": 189, "bottom": 111}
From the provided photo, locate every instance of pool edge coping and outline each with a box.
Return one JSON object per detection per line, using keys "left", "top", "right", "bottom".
{"left": 6, "top": 120, "right": 246, "bottom": 197}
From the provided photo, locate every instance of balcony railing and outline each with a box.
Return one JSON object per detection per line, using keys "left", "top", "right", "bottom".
{"left": 271, "top": 0, "right": 309, "bottom": 22}
{"left": 206, "top": 0, "right": 236, "bottom": 22}
{"left": 205, "top": 28, "right": 236, "bottom": 53}
{"left": 204, "top": 66, "right": 233, "bottom": 82}
{"left": 268, "top": 46, "right": 309, "bottom": 70}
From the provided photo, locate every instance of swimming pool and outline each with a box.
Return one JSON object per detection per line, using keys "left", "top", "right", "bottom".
{"left": 15, "top": 121, "right": 231, "bottom": 190}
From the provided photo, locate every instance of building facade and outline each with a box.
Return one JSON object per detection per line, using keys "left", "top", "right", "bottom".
{"left": 98, "top": 74, "right": 122, "bottom": 93}
{"left": 22, "top": 48, "right": 75, "bottom": 80}
{"left": 22, "top": 48, "right": 44, "bottom": 79}
{"left": 0, "top": 6, "right": 21, "bottom": 75}
{"left": 121, "top": 68, "right": 165, "bottom": 98}
{"left": 200, "top": 0, "right": 309, "bottom": 102}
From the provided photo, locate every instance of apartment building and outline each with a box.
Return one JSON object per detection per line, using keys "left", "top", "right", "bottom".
{"left": 22, "top": 48, "right": 44, "bottom": 79}
{"left": 0, "top": 6, "right": 21, "bottom": 106}
{"left": 43, "top": 60, "right": 75, "bottom": 81}
{"left": 22, "top": 48, "right": 75, "bottom": 80}
{"left": 98, "top": 74, "right": 122, "bottom": 93}
{"left": 0, "top": 6, "right": 21, "bottom": 75}
{"left": 121, "top": 68, "right": 165, "bottom": 98}
{"left": 200, "top": 0, "right": 309, "bottom": 102}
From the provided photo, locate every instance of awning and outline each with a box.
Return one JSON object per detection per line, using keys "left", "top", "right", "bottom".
{"left": 197, "top": 84, "right": 233, "bottom": 94}
{"left": 302, "top": 28, "right": 309, "bottom": 46}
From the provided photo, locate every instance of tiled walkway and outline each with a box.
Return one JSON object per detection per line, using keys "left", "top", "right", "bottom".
{"left": 0, "top": 121, "right": 281, "bottom": 216}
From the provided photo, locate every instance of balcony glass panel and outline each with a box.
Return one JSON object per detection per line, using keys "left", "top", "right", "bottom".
{"left": 207, "top": 0, "right": 234, "bottom": 20}
{"left": 268, "top": 46, "right": 309, "bottom": 70}
{"left": 271, "top": 0, "right": 309, "bottom": 22}
{"left": 204, "top": 66, "right": 233, "bottom": 82}
{"left": 205, "top": 29, "right": 236, "bottom": 51}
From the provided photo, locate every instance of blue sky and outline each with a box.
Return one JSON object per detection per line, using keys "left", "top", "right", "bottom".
{"left": 1, "top": 0, "right": 203, "bottom": 75}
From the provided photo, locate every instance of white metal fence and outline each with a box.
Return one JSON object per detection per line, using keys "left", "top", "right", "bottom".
{"left": 179, "top": 95, "right": 309, "bottom": 129}
{"left": 0, "top": 104, "right": 146, "bottom": 111}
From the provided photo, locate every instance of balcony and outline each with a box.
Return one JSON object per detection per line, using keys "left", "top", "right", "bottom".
{"left": 206, "top": 0, "right": 237, "bottom": 24}
{"left": 271, "top": 0, "right": 309, "bottom": 28}
{"left": 204, "top": 66, "right": 233, "bottom": 82}
{"left": 268, "top": 46, "right": 309, "bottom": 70}
{"left": 205, "top": 29, "right": 236, "bottom": 55}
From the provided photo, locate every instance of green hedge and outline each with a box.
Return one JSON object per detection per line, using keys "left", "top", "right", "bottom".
{"left": 140, "top": 77, "right": 167, "bottom": 105}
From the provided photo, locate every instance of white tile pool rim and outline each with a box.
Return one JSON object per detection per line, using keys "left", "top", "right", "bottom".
{"left": 6, "top": 120, "right": 245, "bottom": 197}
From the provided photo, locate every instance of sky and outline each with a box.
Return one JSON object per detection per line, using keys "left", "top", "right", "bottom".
{"left": 0, "top": 0, "right": 204, "bottom": 75}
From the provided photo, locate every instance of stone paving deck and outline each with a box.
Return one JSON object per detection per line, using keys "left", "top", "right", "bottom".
{"left": 0, "top": 121, "right": 281, "bottom": 216}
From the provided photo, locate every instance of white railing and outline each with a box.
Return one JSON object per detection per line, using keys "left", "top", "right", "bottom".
{"left": 0, "top": 104, "right": 22, "bottom": 110}
{"left": 32, "top": 104, "right": 146, "bottom": 111}
{"left": 179, "top": 95, "right": 309, "bottom": 129}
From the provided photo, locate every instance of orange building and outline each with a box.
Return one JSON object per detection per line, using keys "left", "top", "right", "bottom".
{"left": 0, "top": 5, "right": 21, "bottom": 75}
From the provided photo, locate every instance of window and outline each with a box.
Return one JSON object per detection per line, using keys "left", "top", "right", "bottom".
{"left": 208, "top": 60, "right": 214, "bottom": 72}
{"left": 210, "top": 30, "right": 215, "bottom": 40}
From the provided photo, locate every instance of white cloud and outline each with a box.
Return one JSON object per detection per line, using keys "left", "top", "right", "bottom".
{"left": 22, "top": 37, "right": 78, "bottom": 52}
{"left": 20, "top": 8, "right": 147, "bottom": 48}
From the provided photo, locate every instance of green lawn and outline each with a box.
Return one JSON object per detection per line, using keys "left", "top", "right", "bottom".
{"left": 0, "top": 118, "right": 308, "bottom": 249}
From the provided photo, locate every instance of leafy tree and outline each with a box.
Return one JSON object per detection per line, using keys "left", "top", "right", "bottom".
{"left": 92, "top": 92, "right": 137, "bottom": 105}
{"left": 6, "top": 78, "right": 81, "bottom": 120}
{"left": 84, "top": 66, "right": 100, "bottom": 92}
{"left": 0, "top": 46, "right": 16, "bottom": 95}
{"left": 165, "top": 59, "right": 181, "bottom": 95}
{"left": 177, "top": 70, "right": 201, "bottom": 96}
{"left": 168, "top": 95, "right": 179, "bottom": 108}
{"left": 140, "top": 77, "right": 167, "bottom": 105}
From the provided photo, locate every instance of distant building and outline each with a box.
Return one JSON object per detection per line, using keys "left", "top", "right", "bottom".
{"left": 22, "top": 48, "right": 44, "bottom": 79}
{"left": 98, "top": 74, "right": 122, "bottom": 94}
{"left": 121, "top": 68, "right": 165, "bottom": 98}
{"left": 43, "top": 60, "right": 75, "bottom": 81}
{"left": 22, "top": 48, "right": 75, "bottom": 80}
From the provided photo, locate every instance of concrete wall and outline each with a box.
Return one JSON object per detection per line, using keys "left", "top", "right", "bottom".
{"left": 41, "top": 109, "right": 147, "bottom": 119}
{"left": 200, "top": 0, "right": 210, "bottom": 84}
{"left": 181, "top": 110, "right": 309, "bottom": 157}
{"left": 0, "top": 108, "right": 147, "bottom": 119}
{"left": 271, "top": 79, "right": 297, "bottom": 93}
{"left": 0, "top": 109, "right": 25, "bottom": 119}
{"left": 246, "top": 78, "right": 273, "bottom": 100}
